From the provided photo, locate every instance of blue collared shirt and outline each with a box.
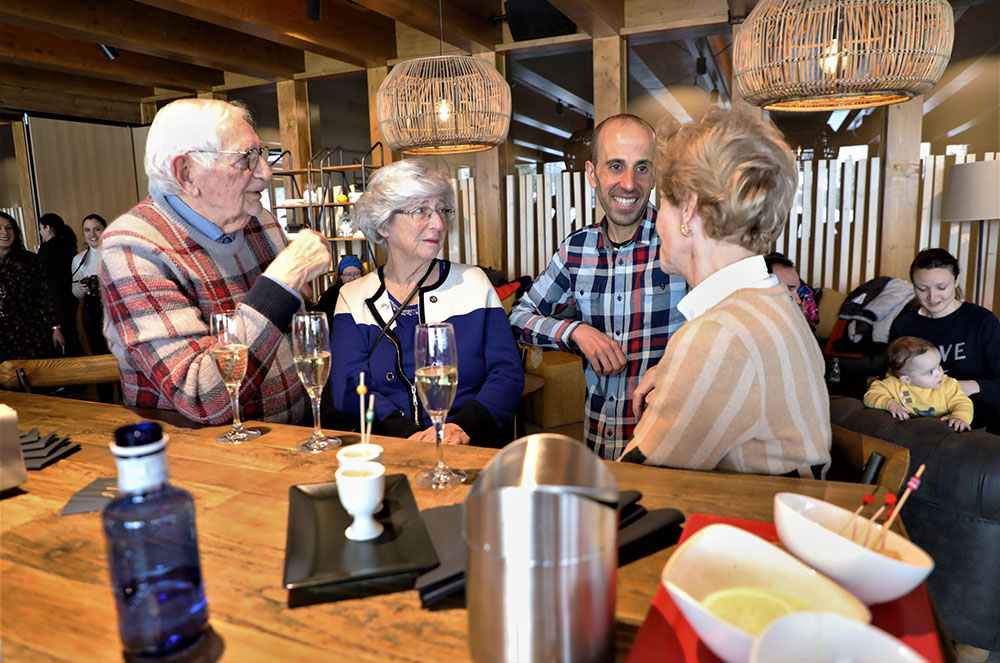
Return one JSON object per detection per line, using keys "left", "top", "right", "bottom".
{"left": 163, "top": 194, "right": 301, "bottom": 303}
{"left": 165, "top": 194, "right": 236, "bottom": 243}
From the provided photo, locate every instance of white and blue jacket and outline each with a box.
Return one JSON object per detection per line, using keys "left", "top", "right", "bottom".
{"left": 331, "top": 260, "right": 524, "bottom": 447}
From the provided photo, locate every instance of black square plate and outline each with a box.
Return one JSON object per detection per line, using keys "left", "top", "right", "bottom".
{"left": 283, "top": 474, "right": 439, "bottom": 591}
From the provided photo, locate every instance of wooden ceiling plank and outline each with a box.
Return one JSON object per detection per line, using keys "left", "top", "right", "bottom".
{"left": 134, "top": 0, "right": 396, "bottom": 67}
{"left": 509, "top": 61, "right": 594, "bottom": 117}
{"left": 0, "top": 84, "right": 142, "bottom": 123}
{"left": 547, "top": 0, "right": 623, "bottom": 38}
{"left": 0, "top": 24, "right": 221, "bottom": 91}
{"left": 0, "top": 63, "right": 153, "bottom": 101}
{"left": 351, "top": 0, "right": 498, "bottom": 53}
{"left": 0, "top": 0, "right": 302, "bottom": 80}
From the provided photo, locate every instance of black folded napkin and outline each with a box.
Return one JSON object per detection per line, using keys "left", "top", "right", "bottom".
{"left": 20, "top": 428, "right": 80, "bottom": 470}
{"left": 416, "top": 490, "right": 685, "bottom": 607}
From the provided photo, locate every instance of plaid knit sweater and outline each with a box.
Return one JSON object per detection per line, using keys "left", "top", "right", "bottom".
{"left": 99, "top": 194, "right": 307, "bottom": 425}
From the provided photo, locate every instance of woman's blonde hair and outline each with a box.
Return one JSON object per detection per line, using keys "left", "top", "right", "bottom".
{"left": 655, "top": 108, "right": 797, "bottom": 254}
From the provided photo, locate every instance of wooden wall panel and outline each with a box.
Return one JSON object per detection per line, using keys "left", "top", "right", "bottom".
{"left": 28, "top": 117, "right": 140, "bottom": 242}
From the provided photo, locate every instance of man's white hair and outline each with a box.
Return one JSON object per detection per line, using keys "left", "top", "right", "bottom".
{"left": 144, "top": 98, "right": 254, "bottom": 197}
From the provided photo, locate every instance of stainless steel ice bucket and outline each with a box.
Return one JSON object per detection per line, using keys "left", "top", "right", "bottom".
{"left": 464, "top": 434, "right": 618, "bottom": 663}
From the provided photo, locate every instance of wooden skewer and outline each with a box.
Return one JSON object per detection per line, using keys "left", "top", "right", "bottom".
{"left": 366, "top": 394, "right": 375, "bottom": 448}
{"left": 861, "top": 506, "right": 886, "bottom": 547}
{"left": 838, "top": 491, "right": 876, "bottom": 538}
{"left": 357, "top": 372, "right": 367, "bottom": 445}
{"left": 875, "top": 464, "right": 926, "bottom": 550}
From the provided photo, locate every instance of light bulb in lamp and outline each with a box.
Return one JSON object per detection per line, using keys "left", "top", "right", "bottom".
{"left": 820, "top": 38, "right": 840, "bottom": 76}
{"left": 436, "top": 98, "right": 451, "bottom": 122}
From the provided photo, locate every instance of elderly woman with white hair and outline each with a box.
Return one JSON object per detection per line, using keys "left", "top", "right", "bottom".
{"left": 331, "top": 158, "right": 524, "bottom": 449}
{"left": 620, "top": 108, "right": 831, "bottom": 478}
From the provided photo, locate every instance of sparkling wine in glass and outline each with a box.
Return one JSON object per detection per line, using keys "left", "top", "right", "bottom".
{"left": 210, "top": 310, "right": 260, "bottom": 444}
{"left": 292, "top": 311, "right": 341, "bottom": 453}
{"left": 414, "top": 322, "right": 466, "bottom": 489}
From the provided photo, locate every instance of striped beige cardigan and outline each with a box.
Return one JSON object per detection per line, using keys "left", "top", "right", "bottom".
{"left": 621, "top": 285, "right": 831, "bottom": 479}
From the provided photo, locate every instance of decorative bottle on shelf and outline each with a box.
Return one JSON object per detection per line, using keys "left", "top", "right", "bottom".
{"left": 102, "top": 422, "right": 209, "bottom": 658}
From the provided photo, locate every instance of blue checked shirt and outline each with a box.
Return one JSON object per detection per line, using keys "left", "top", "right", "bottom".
{"left": 510, "top": 206, "right": 688, "bottom": 459}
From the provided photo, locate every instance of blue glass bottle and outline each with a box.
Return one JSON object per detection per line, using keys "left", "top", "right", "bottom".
{"left": 102, "top": 422, "right": 209, "bottom": 657}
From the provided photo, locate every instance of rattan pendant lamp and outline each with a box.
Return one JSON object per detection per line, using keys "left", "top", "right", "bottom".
{"left": 375, "top": 0, "right": 511, "bottom": 154}
{"left": 733, "top": 0, "right": 954, "bottom": 111}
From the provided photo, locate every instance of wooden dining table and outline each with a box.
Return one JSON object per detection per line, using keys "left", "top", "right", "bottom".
{"left": 0, "top": 391, "right": 926, "bottom": 662}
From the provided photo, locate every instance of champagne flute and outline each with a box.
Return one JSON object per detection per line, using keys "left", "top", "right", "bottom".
{"left": 414, "top": 322, "right": 466, "bottom": 489}
{"left": 292, "top": 311, "right": 341, "bottom": 453}
{"left": 210, "top": 310, "right": 260, "bottom": 444}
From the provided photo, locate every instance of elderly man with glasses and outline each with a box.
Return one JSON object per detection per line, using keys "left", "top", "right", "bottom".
{"left": 99, "top": 98, "right": 331, "bottom": 425}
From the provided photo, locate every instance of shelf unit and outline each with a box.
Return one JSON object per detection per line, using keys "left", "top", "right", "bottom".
{"left": 268, "top": 144, "right": 383, "bottom": 296}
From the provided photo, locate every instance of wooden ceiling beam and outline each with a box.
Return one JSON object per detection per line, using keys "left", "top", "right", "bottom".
{"left": 0, "top": 0, "right": 302, "bottom": 80}
{"left": 0, "top": 24, "right": 222, "bottom": 91}
{"left": 134, "top": 0, "right": 396, "bottom": 67}
{"left": 1, "top": 63, "right": 154, "bottom": 101}
{"left": 0, "top": 84, "right": 141, "bottom": 123}
{"left": 351, "top": 0, "right": 498, "bottom": 53}
{"left": 547, "top": 0, "right": 623, "bottom": 38}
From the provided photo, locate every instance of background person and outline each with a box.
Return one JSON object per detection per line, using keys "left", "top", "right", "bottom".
{"left": 37, "top": 212, "right": 82, "bottom": 356}
{"left": 889, "top": 248, "right": 1000, "bottom": 433}
{"left": 764, "top": 251, "right": 819, "bottom": 330}
{"left": 99, "top": 98, "right": 331, "bottom": 425}
{"left": 0, "top": 211, "right": 64, "bottom": 362}
{"left": 331, "top": 158, "right": 523, "bottom": 448}
{"left": 510, "top": 114, "right": 687, "bottom": 460}
{"left": 620, "top": 108, "right": 831, "bottom": 479}
{"left": 71, "top": 214, "right": 109, "bottom": 355}
{"left": 864, "top": 336, "right": 972, "bottom": 432}
{"left": 315, "top": 254, "right": 363, "bottom": 326}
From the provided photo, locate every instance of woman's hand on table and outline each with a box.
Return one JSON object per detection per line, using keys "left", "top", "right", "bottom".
{"left": 409, "top": 423, "right": 470, "bottom": 445}
{"left": 958, "top": 380, "right": 980, "bottom": 397}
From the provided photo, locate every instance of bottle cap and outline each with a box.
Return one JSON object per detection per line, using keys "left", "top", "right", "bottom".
{"left": 115, "top": 422, "right": 163, "bottom": 447}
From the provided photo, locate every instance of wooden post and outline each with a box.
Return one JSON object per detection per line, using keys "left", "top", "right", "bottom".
{"left": 474, "top": 51, "right": 509, "bottom": 272}
{"left": 197, "top": 90, "right": 227, "bottom": 100}
{"left": 12, "top": 121, "right": 38, "bottom": 249}
{"left": 593, "top": 35, "right": 626, "bottom": 124}
{"left": 276, "top": 79, "right": 311, "bottom": 171}
{"left": 879, "top": 97, "right": 923, "bottom": 279}
{"left": 367, "top": 66, "right": 394, "bottom": 166}
{"left": 140, "top": 102, "right": 157, "bottom": 125}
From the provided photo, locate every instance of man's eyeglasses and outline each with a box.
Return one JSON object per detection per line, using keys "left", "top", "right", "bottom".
{"left": 190, "top": 146, "right": 272, "bottom": 172}
{"left": 394, "top": 206, "right": 456, "bottom": 222}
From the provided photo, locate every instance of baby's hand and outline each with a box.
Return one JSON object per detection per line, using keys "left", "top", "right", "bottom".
{"left": 887, "top": 401, "right": 910, "bottom": 421}
{"left": 941, "top": 416, "right": 970, "bottom": 432}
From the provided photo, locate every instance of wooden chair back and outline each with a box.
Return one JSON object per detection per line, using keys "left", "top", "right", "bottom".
{"left": 0, "top": 354, "right": 121, "bottom": 391}
{"left": 829, "top": 424, "right": 911, "bottom": 494}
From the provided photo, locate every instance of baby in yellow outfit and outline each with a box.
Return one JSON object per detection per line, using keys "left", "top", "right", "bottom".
{"left": 864, "top": 336, "right": 973, "bottom": 432}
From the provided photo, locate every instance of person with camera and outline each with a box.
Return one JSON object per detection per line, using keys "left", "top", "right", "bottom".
{"left": 71, "top": 214, "right": 109, "bottom": 360}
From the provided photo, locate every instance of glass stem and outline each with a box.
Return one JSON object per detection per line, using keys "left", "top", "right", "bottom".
{"left": 229, "top": 387, "right": 242, "bottom": 430}
{"left": 311, "top": 390, "right": 323, "bottom": 439}
{"left": 433, "top": 415, "right": 446, "bottom": 468}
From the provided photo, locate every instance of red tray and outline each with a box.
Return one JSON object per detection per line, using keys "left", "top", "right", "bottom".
{"left": 626, "top": 513, "right": 943, "bottom": 663}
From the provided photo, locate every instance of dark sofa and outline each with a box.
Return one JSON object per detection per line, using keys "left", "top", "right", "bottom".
{"left": 830, "top": 396, "right": 1000, "bottom": 651}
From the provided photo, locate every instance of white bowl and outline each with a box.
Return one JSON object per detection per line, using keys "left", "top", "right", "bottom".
{"left": 774, "top": 492, "right": 934, "bottom": 605}
{"left": 751, "top": 611, "right": 929, "bottom": 663}
{"left": 336, "top": 443, "right": 383, "bottom": 467}
{"left": 661, "top": 524, "right": 870, "bottom": 663}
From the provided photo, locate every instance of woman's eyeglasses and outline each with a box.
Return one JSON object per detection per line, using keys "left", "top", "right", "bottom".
{"left": 394, "top": 206, "right": 456, "bottom": 222}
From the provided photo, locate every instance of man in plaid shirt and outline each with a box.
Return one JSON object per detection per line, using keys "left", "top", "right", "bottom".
{"left": 100, "top": 99, "right": 331, "bottom": 425}
{"left": 510, "top": 114, "right": 688, "bottom": 459}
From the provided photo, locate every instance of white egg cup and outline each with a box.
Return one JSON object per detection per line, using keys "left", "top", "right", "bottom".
{"left": 336, "top": 461, "right": 385, "bottom": 542}
{"left": 337, "top": 443, "right": 384, "bottom": 467}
